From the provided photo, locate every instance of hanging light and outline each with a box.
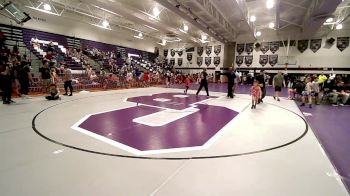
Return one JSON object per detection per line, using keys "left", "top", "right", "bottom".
{"left": 183, "top": 24, "right": 189, "bottom": 32}
{"left": 326, "top": 18, "right": 334, "bottom": 23}
{"left": 266, "top": 0, "right": 274, "bottom": 9}
{"left": 336, "top": 23, "right": 343, "bottom": 30}
{"left": 250, "top": 15, "right": 256, "bottom": 22}
{"left": 152, "top": 7, "right": 160, "bottom": 17}
{"left": 102, "top": 20, "right": 109, "bottom": 27}
{"left": 43, "top": 3, "right": 51, "bottom": 11}
{"left": 201, "top": 34, "right": 207, "bottom": 40}
{"left": 256, "top": 31, "right": 262, "bottom": 37}
{"left": 269, "top": 22, "right": 275, "bottom": 29}
{"left": 138, "top": 32, "right": 143, "bottom": 37}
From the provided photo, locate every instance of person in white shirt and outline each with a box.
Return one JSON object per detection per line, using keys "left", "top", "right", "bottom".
{"left": 63, "top": 65, "right": 73, "bottom": 96}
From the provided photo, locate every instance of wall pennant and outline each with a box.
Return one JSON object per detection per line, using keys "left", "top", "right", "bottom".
{"left": 269, "top": 55, "right": 278, "bottom": 67}
{"left": 197, "top": 47, "right": 204, "bottom": 56}
{"left": 310, "top": 39, "right": 322, "bottom": 53}
{"left": 260, "top": 42, "right": 269, "bottom": 54}
{"left": 170, "top": 49, "right": 176, "bottom": 57}
{"left": 245, "top": 43, "right": 254, "bottom": 54}
{"left": 245, "top": 55, "right": 253, "bottom": 67}
{"left": 214, "top": 57, "right": 220, "bottom": 66}
{"left": 337, "top": 37, "right": 349, "bottom": 52}
{"left": 297, "top": 40, "right": 309, "bottom": 53}
{"left": 214, "top": 45, "right": 221, "bottom": 55}
{"left": 205, "top": 57, "right": 212, "bottom": 66}
{"left": 236, "top": 56, "right": 244, "bottom": 66}
{"left": 177, "top": 50, "right": 183, "bottom": 56}
{"left": 197, "top": 57, "right": 203, "bottom": 66}
{"left": 163, "top": 49, "right": 168, "bottom": 57}
{"left": 178, "top": 58, "right": 183, "bottom": 66}
{"left": 187, "top": 53, "right": 193, "bottom": 62}
{"left": 259, "top": 55, "right": 268, "bottom": 67}
{"left": 236, "top": 44, "right": 245, "bottom": 54}
{"left": 170, "top": 58, "right": 175, "bottom": 65}
{"left": 269, "top": 41, "right": 279, "bottom": 54}
{"left": 205, "top": 46, "right": 212, "bottom": 56}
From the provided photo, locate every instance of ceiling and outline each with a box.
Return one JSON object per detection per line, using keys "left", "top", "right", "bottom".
{"left": 2, "top": 0, "right": 350, "bottom": 45}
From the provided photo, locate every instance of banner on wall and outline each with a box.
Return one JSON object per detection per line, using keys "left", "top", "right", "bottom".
{"left": 205, "top": 57, "right": 212, "bottom": 66}
{"left": 197, "top": 57, "right": 203, "bottom": 66}
{"left": 246, "top": 43, "right": 254, "bottom": 54}
{"left": 259, "top": 55, "right": 268, "bottom": 66}
{"left": 260, "top": 42, "right": 269, "bottom": 54}
{"left": 178, "top": 58, "right": 183, "bottom": 66}
{"left": 187, "top": 53, "right": 193, "bottom": 62}
{"left": 205, "top": 46, "right": 212, "bottom": 56}
{"left": 269, "top": 41, "right": 279, "bottom": 54}
{"left": 237, "top": 44, "right": 245, "bottom": 54}
{"left": 170, "top": 49, "right": 176, "bottom": 57}
{"left": 177, "top": 50, "right": 183, "bottom": 57}
{"left": 269, "top": 55, "right": 278, "bottom": 66}
{"left": 297, "top": 40, "right": 309, "bottom": 53}
{"left": 197, "top": 47, "right": 204, "bottom": 56}
{"left": 310, "top": 39, "right": 322, "bottom": 53}
{"left": 170, "top": 58, "right": 175, "bottom": 65}
{"left": 214, "top": 45, "right": 221, "bottom": 55}
{"left": 245, "top": 55, "right": 253, "bottom": 67}
{"left": 214, "top": 57, "right": 220, "bottom": 66}
{"left": 236, "top": 56, "right": 244, "bottom": 66}
{"left": 164, "top": 49, "right": 168, "bottom": 57}
{"left": 337, "top": 37, "right": 349, "bottom": 52}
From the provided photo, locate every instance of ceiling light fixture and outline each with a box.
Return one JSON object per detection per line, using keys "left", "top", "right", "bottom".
{"left": 183, "top": 24, "right": 189, "bottom": 32}
{"left": 256, "top": 31, "right": 262, "bottom": 37}
{"left": 102, "top": 20, "right": 109, "bottom": 27}
{"left": 250, "top": 15, "right": 256, "bottom": 22}
{"left": 336, "top": 23, "right": 343, "bottom": 30}
{"left": 326, "top": 18, "right": 334, "bottom": 23}
{"left": 269, "top": 22, "right": 275, "bottom": 29}
{"left": 266, "top": 0, "right": 275, "bottom": 9}
{"left": 152, "top": 7, "right": 160, "bottom": 17}
{"left": 201, "top": 34, "right": 207, "bottom": 40}
{"left": 43, "top": 3, "right": 51, "bottom": 11}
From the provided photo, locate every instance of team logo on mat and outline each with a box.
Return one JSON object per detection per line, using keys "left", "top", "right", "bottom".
{"left": 214, "top": 57, "right": 220, "bottom": 66}
{"left": 178, "top": 58, "right": 183, "bottom": 66}
{"left": 269, "top": 41, "right": 279, "bottom": 54}
{"left": 197, "top": 47, "right": 204, "bottom": 56}
{"left": 337, "top": 37, "right": 349, "bottom": 52}
{"left": 236, "top": 43, "right": 245, "bottom": 54}
{"left": 245, "top": 43, "right": 254, "bottom": 54}
{"left": 260, "top": 42, "right": 269, "bottom": 54}
{"left": 310, "top": 39, "right": 322, "bottom": 53}
{"left": 72, "top": 93, "right": 239, "bottom": 155}
{"left": 205, "top": 57, "right": 212, "bottom": 66}
{"left": 187, "top": 53, "right": 193, "bottom": 62}
{"left": 205, "top": 46, "right": 212, "bottom": 56}
{"left": 177, "top": 50, "right": 183, "bottom": 57}
{"left": 259, "top": 55, "right": 268, "bottom": 66}
{"left": 236, "top": 56, "right": 244, "bottom": 66}
{"left": 163, "top": 49, "right": 168, "bottom": 57}
{"left": 170, "top": 49, "right": 176, "bottom": 57}
{"left": 214, "top": 45, "right": 221, "bottom": 55}
{"left": 297, "top": 40, "right": 309, "bottom": 53}
{"left": 269, "top": 55, "right": 278, "bottom": 67}
{"left": 197, "top": 57, "right": 203, "bottom": 66}
{"left": 245, "top": 55, "right": 253, "bottom": 67}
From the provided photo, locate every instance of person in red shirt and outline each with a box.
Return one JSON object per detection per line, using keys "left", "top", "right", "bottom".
{"left": 251, "top": 80, "right": 262, "bottom": 109}
{"left": 143, "top": 71, "right": 150, "bottom": 87}
{"left": 184, "top": 74, "right": 190, "bottom": 94}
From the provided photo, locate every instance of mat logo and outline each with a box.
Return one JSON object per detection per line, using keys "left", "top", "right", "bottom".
{"left": 72, "top": 93, "right": 238, "bottom": 155}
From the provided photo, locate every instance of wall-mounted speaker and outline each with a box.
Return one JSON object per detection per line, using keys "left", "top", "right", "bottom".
{"left": 326, "top": 38, "right": 335, "bottom": 45}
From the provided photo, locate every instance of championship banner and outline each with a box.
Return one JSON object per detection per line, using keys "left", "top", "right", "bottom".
{"left": 170, "top": 49, "right": 176, "bottom": 57}
{"left": 197, "top": 47, "right": 204, "bottom": 56}
{"left": 236, "top": 56, "right": 244, "bottom": 66}
{"left": 197, "top": 57, "right": 203, "bottom": 66}
{"left": 269, "top": 55, "right": 278, "bottom": 66}
{"left": 297, "top": 40, "right": 309, "bottom": 53}
{"left": 245, "top": 55, "right": 253, "bottom": 67}
{"left": 205, "top": 46, "right": 212, "bottom": 56}
{"left": 214, "top": 45, "right": 221, "bottom": 55}
{"left": 337, "top": 37, "right": 349, "bottom": 52}
{"left": 170, "top": 58, "right": 175, "bottom": 65}
{"left": 177, "top": 50, "right": 183, "bottom": 57}
{"left": 259, "top": 55, "right": 268, "bottom": 66}
{"left": 214, "top": 57, "right": 220, "bottom": 66}
{"left": 260, "top": 42, "right": 269, "bottom": 54}
{"left": 245, "top": 43, "right": 254, "bottom": 54}
{"left": 310, "top": 39, "right": 322, "bottom": 53}
{"left": 269, "top": 41, "right": 279, "bottom": 54}
{"left": 205, "top": 57, "right": 212, "bottom": 66}
{"left": 237, "top": 44, "right": 245, "bottom": 54}
{"left": 187, "top": 53, "right": 193, "bottom": 62}
{"left": 178, "top": 58, "right": 183, "bottom": 66}
{"left": 163, "top": 49, "right": 168, "bottom": 57}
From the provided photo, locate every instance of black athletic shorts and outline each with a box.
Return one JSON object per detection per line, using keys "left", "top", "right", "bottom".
{"left": 275, "top": 86, "right": 282, "bottom": 92}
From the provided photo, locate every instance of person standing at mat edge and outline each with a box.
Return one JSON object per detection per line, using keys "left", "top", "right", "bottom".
{"left": 273, "top": 71, "right": 285, "bottom": 101}
{"left": 220, "top": 66, "right": 236, "bottom": 98}
{"left": 196, "top": 68, "right": 209, "bottom": 96}
{"left": 255, "top": 70, "right": 266, "bottom": 103}
{"left": 63, "top": 64, "right": 73, "bottom": 96}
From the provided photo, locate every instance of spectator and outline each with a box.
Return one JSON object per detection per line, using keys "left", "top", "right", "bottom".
{"left": 63, "top": 65, "right": 73, "bottom": 96}
{"left": 329, "top": 81, "right": 349, "bottom": 106}
{"left": 39, "top": 60, "right": 51, "bottom": 95}
{"left": 273, "top": 71, "right": 285, "bottom": 101}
